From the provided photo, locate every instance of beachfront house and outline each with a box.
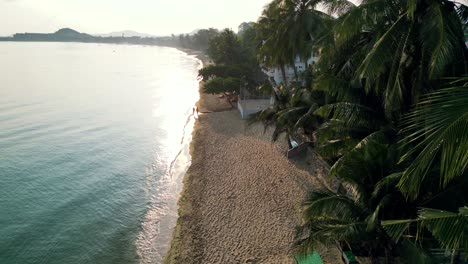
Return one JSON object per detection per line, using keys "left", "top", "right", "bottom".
{"left": 262, "top": 52, "right": 320, "bottom": 86}
{"left": 237, "top": 52, "right": 320, "bottom": 119}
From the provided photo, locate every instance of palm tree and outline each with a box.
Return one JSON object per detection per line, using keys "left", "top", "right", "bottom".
{"left": 207, "top": 29, "right": 244, "bottom": 65}
{"left": 294, "top": 1, "right": 468, "bottom": 262}
{"left": 248, "top": 85, "right": 297, "bottom": 148}
{"left": 297, "top": 132, "right": 412, "bottom": 263}
{"left": 252, "top": 1, "right": 468, "bottom": 261}
{"left": 398, "top": 78, "right": 468, "bottom": 200}
{"left": 383, "top": 207, "right": 468, "bottom": 259}
{"left": 276, "top": 0, "right": 335, "bottom": 76}
{"left": 308, "top": 0, "right": 468, "bottom": 197}
{"left": 312, "top": 101, "right": 387, "bottom": 161}
{"left": 380, "top": 78, "right": 468, "bottom": 260}
{"left": 256, "top": 0, "right": 291, "bottom": 83}
{"left": 256, "top": 0, "right": 349, "bottom": 84}
{"left": 334, "top": 0, "right": 468, "bottom": 119}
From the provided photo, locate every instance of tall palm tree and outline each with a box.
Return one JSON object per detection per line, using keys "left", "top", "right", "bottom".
{"left": 380, "top": 78, "right": 468, "bottom": 260}
{"left": 277, "top": 0, "right": 335, "bottom": 74}
{"left": 334, "top": 0, "right": 468, "bottom": 119}
{"left": 257, "top": 0, "right": 291, "bottom": 82}
{"left": 308, "top": 0, "right": 468, "bottom": 188}
{"left": 253, "top": 1, "right": 468, "bottom": 260}
{"left": 295, "top": 1, "right": 468, "bottom": 261}
{"left": 256, "top": 0, "right": 351, "bottom": 84}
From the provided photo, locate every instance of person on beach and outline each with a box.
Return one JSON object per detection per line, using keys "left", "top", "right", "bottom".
{"left": 193, "top": 106, "right": 199, "bottom": 119}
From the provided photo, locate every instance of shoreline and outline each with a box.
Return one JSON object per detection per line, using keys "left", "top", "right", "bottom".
{"left": 163, "top": 78, "right": 232, "bottom": 264}
{"left": 178, "top": 48, "right": 212, "bottom": 66}
{"left": 164, "top": 50, "right": 341, "bottom": 263}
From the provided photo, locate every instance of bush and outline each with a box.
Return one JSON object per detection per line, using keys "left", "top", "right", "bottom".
{"left": 203, "top": 77, "right": 240, "bottom": 94}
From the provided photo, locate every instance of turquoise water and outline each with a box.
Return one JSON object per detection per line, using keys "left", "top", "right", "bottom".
{"left": 0, "top": 42, "right": 200, "bottom": 264}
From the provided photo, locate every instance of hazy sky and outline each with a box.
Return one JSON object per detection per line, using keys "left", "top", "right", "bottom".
{"left": 1, "top": 0, "right": 272, "bottom": 36}
{"left": 3, "top": 0, "right": 468, "bottom": 36}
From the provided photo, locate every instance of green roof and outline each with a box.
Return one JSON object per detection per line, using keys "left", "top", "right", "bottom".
{"left": 294, "top": 252, "right": 324, "bottom": 264}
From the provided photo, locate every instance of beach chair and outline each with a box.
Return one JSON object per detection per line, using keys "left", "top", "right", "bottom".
{"left": 294, "top": 252, "right": 324, "bottom": 264}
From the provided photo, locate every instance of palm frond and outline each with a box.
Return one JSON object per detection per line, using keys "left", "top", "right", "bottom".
{"left": 399, "top": 84, "right": 468, "bottom": 200}
{"left": 303, "top": 190, "right": 363, "bottom": 220}
{"left": 371, "top": 172, "right": 402, "bottom": 199}
{"left": 398, "top": 239, "right": 433, "bottom": 264}
{"left": 313, "top": 74, "right": 359, "bottom": 101}
{"left": 320, "top": 0, "right": 356, "bottom": 16}
{"left": 383, "top": 20, "right": 412, "bottom": 118}
{"left": 316, "top": 137, "right": 360, "bottom": 160}
{"left": 419, "top": 1, "right": 466, "bottom": 78}
{"left": 356, "top": 12, "right": 409, "bottom": 95}
{"left": 382, "top": 207, "right": 468, "bottom": 252}
{"left": 366, "top": 194, "right": 393, "bottom": 231}
{"left": 314, "top": 102, "right": 381, "bottom": 129}
{"left": 297, "top": 218, "right": 368, "bottom": 250}
{"left": 328, "top": 130, "right": 389, "bottom": 200}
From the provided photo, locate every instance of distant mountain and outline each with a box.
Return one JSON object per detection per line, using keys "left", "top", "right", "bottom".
{"left": 11, "top": 28, "right": 95, "bottom": 42}
{"left": 54, "top": 28, "right": 93, "bottom": 38}
{"left": 95, "top": 30, "right": 157, "bottom": 38}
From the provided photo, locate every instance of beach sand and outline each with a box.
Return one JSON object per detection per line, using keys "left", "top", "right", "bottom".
{"left": 164, "top": 86, "right": 341, "bottom": 263}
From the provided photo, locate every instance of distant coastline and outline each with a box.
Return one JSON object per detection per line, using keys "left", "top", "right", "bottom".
{"left": 0, "top": 28, "right": 184, "bottom": 48}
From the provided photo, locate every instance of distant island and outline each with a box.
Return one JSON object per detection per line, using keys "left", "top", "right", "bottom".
{"left": 0, "top": 28, "right": 183, "bottom": 47}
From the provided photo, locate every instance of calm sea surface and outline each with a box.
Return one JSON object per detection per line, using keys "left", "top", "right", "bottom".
{"left": 0, "top": 42, "right": 201, "bottom": 264}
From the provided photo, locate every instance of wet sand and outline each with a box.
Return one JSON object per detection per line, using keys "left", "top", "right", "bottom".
{"left": 164, "top": 86, "right": 340, "bottom": 263}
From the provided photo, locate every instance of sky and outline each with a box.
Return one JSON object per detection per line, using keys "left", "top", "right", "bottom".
{"left": 3, "top": 0, "right": 468, "bottom": 37}
{"left": 0, "top": 0, "right": 273, "bottom": 36}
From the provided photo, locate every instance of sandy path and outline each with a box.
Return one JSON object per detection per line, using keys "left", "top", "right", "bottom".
{"left": 165, "top": 92, "right": 340, "bottom": 264}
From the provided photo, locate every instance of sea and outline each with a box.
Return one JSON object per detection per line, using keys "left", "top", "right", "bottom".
{"left": 0, "top": 42, "right": 201, "bottom": 264}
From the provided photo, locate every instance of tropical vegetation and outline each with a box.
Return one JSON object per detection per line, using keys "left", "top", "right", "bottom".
{"left": 196, "top": 0, "right": 468, "bottom": 261}
{"left": 199, "top": 27, "right": 268, "bottom": 103}
{"left": 242, "top": 0, "right": 468, "bottom": 262}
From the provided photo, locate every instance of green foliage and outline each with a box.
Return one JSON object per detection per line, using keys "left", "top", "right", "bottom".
{"left": 199, "top": 24, "right": 266, "bottom": 97}
{"left": 198, "top": 64, "right": 250, "bottom": 80}
{"left": 382, "top": 207, "right": 468, "bottom": 253}
{"left": 398, "top": 81, "right": 468, "bottom": 200}
{"left": 202, "top": 77, "right": 240, "bottom": 95}
{"left": 207, "top": 29, "right": 244, "bottom": 65}
{"left": 192, "top": 28, "right": 219, "bottom": 51}
{"left": 252, "top": 0, "right": 468, "bottom": 259}
{"left": 299, "top": 190, "right": 369, "bottom": 248}
{"left": 249, "top": 86, "right": 322, "bottom": 144}
{"left": 296, "top": 130, "right": 409, "bottom": 257}
{"left": 256, "top": 0, "right": 335, "bottom": 82}
{"left": 248, "top": 86, "right": 294, "bottom": 143}
{"left": 238, "top": 22, "right": 258, "bottom": 66}
{"left": 174, "top": 28, "right": 219, "bottom": 51}
{"left": 397, "top": 240, "right": 434, "bottom": 264}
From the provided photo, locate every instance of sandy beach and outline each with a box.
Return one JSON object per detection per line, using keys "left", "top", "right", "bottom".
{"left": 165, "top": 81, "right": 340, "bottom": 263}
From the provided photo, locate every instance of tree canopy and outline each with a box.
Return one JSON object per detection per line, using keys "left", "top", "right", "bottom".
{"left": 249, "top": 0, "right": 468, "bottom": 262}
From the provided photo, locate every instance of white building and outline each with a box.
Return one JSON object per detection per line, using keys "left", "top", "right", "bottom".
{"left": 237, "top": 98, "right": 272, "bottom": 119}
{"left": 236, "top": 53, "right": 320, "bottom": 119}
{"left": 262, "top": 53, "right": 320, "bottom": 86}
{"left": 236, "top": 86, "right": 275, "bottom": 120}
